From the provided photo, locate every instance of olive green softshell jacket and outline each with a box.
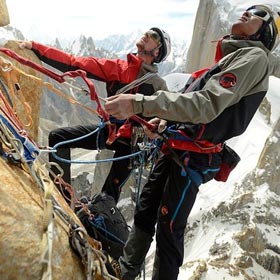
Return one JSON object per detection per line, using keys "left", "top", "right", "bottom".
{"left": 133, "top": 39, "right": 280, "bottom": 124}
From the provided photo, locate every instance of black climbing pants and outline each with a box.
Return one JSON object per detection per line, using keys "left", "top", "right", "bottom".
{"left": 120, "top": 151, "right": 222, "bottom": 280}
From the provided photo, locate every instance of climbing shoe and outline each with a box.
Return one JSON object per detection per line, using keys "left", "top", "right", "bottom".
{"left": 102, "top": 250, "right": 121, "bottom": 279}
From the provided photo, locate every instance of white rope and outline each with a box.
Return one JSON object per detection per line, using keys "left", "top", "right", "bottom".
{"left": 116, "top": 72, "right": 157, "bottom": 95}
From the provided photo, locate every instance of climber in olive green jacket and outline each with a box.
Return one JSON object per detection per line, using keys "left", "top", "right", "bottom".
{"left": 105, "top": 4, "right": 280, "bottom": 280}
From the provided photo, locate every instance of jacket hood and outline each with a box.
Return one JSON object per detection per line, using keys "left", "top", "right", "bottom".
{"left": 219, "top": 36, "right": 280, "bottom": 78}
{"left": 220, "top": 35, "right": 268, "bottom": 56}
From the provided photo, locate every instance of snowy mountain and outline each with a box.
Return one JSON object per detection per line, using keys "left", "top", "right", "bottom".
{"left": 0, "top": 23, "right": 187, "bottom": 74}
{"left": 94, "top": 30, "right": 188, "bottom": 75}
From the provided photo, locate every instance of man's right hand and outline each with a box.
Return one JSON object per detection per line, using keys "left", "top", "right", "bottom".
{"left": 18, "top": 41, "right": 32, "bottom": 50}
{"left": 105, "top": 94, "right": 135, "bottom": 119}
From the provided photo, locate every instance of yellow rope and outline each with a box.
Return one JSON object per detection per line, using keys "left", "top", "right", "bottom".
{"left": 0, "top": 56, "right": 26, "bottom": 128}
{"left": 5, "top": 68, "right": 33, "bottom": 127}
{"left": 0, "top": 56, "right": 100, "bottom": 117}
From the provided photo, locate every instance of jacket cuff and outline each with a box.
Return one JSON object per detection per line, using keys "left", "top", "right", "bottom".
{"left": 133, "top": 93, "right": 144, "bottom": 114}
{"left": 31, "top": 41, "right": 37, "bottom": 50}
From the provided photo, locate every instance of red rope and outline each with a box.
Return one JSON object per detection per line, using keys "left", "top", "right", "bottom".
{"left": 130, "top": 115, "right": 156, "bottom": 131}
{"left": 0, "top": 48, "right": 109, "bottom": 121}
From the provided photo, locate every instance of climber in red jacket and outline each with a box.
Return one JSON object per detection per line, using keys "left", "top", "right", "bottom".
{"left": 19, "top": 27, "right": 171, "bottom": 204}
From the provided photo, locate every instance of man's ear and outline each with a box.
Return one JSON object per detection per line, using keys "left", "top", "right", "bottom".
{"left": 153, "top": 48, "right": 160, "bottom": 59}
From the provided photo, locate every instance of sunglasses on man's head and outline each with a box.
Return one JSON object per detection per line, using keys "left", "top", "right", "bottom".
{"left": 247, "top": 8, "right": 271, "bottom": 22}
{"left": 145, "top": 30, "right": 161, "bottom": 46}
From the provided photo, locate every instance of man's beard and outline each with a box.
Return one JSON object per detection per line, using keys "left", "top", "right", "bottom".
{"left": 136, "top": 41, "right": 145, "bottom": 52}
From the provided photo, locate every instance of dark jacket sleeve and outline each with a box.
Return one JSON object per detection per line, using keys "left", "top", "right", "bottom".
{"left": 31, "top": 41, "right": 142, "bottom": 83}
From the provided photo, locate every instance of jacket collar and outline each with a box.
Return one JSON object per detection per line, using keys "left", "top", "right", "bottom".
{"left": 218, "top": 35, "right": 269, "bottom": 58}
{"left": 215, "top": 35, "right": 280, "bottom": 78}
{"left": 129, "top": 53, "right": 158, "bottom": 73}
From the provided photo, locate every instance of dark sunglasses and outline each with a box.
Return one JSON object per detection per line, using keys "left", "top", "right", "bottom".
{"left": 247, "top": 8, "right": 271, "bottom": 22}
{"left": 145, "top": 30, "right": 161, "bottom": 45}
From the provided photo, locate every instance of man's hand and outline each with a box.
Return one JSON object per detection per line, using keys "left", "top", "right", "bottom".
{"left": 143, "top": 118, "right": 167, "bottom": 139}
{"left": 18, "top": 41, "right": 32, "bottom": 50}
{"left": 104, "top": 94, "right": 135, "bottom": 119}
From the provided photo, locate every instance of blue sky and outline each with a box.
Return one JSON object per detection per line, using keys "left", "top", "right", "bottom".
{"left": 5, "top": 0, "right": 199, "bottom": 43}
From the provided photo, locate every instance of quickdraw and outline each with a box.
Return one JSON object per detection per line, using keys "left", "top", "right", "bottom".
{"left": 0, "top": 113, "right": 40, "bottom": 162}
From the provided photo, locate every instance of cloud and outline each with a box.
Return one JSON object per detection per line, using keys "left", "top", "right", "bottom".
{"left": 5, "top": 0, "right": 198, "bottom": 42}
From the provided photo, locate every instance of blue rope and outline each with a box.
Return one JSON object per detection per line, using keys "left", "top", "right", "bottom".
{"left": 171, "top": 178, "right": 192, "bottom": 224}
{"left": 51, "top": 120, "right": 153, "bottom": 164}
{"left": 51, "top": 120, "right": 147, "bottom": 164}
{"left": 52, "top": 120, "right": 105, "bottom": 150}
{"left": 171, "top": 155, "right": 203, "bottom": 226}
{"left": 88, "top": 217, "right": 126, "bottom": 245}
{"left": 53, "top": 145, "right": 144, "bottom": 164}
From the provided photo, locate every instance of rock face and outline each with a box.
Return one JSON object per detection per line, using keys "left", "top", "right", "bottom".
{"left": 0, "top": 40, "right": 43, "bottom": 140}
{"left": 0, "top": 0, "right": 9, "bottom": 26}
{"left": 0, "top": 1, "right": 43, "bottom": 141}
{"left": 186, "top": 0, "right": 280, "bottom": 72}
{"left": 0, "top": 55, "right": 109, "bottom": 279}
{"left": 256, "top": 117, "right": 280, "bottom": 196}
{"left": 0, "top": 158, "right": 87, "bottom": 280}
{"left": 0, "top": 3, "right": 109, "bottom": 280}
{"left": 186, "top": 0, "right": 225, "bottom": 72}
